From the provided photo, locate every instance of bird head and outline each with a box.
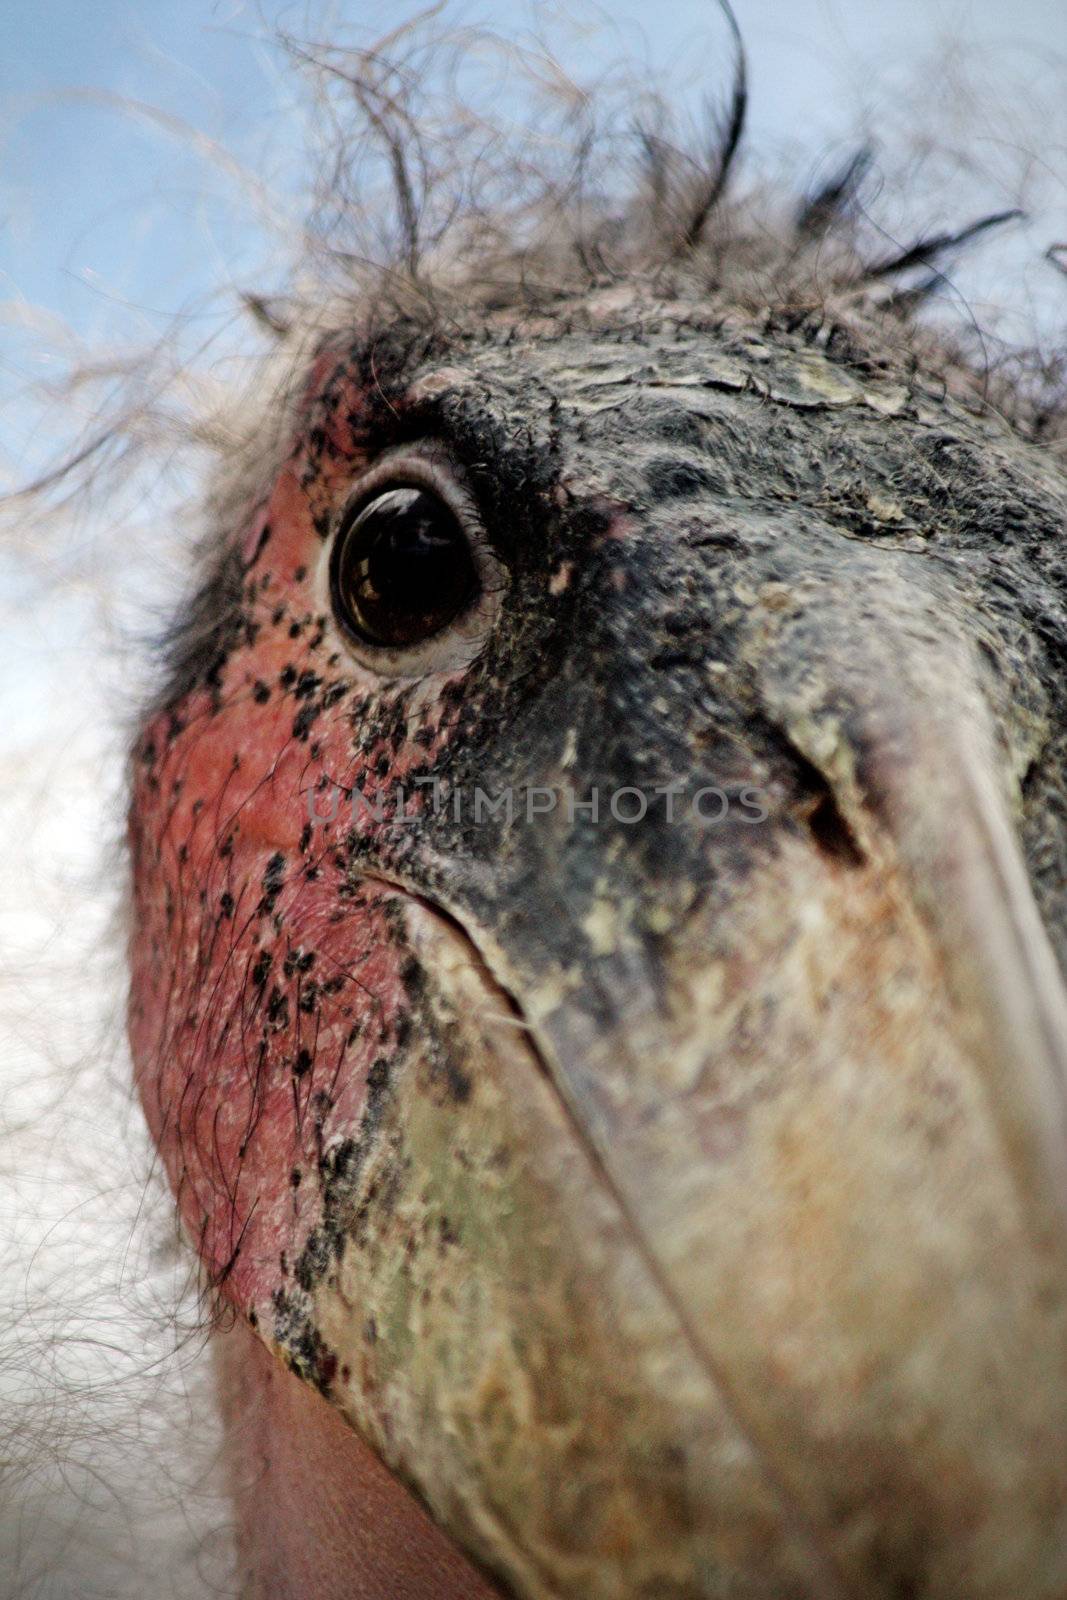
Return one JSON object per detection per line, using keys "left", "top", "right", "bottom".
{"left": 127, "top": 289, "right": 1067, "bottom": 1598}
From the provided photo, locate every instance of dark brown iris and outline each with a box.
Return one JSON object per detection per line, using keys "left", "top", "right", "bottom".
{"left": 329, "top": 486, "right": 480, "bottom": 649}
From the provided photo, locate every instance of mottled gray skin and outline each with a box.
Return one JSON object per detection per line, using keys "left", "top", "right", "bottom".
{"left": 368, "top": 316, "right": 1067, "bottom": 937}
{"left": 132, "top": 287, "right": 1067, "bottom": 1599}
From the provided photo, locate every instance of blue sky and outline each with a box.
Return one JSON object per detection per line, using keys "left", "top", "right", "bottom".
{"left": 0, "top": 0, "right": 1063, "bottom": 740}
{"left": 3, "top": 0, "right": 1063, "bottom": 386}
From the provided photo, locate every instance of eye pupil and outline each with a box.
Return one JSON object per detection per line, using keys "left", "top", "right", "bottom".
{"left": 330, "top": 486, "right": 479, "bottom": 650}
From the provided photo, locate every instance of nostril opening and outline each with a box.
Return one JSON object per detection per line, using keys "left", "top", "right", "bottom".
{"left": 807, "top": 789, "right": 866, "bottom": 867}
{"left": 764, "top": 728, "right": 868, "bottom": 868}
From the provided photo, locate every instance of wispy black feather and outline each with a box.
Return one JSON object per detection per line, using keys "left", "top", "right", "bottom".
{"left": 864, "top": 207, "right": 1024, "bottom": 281}
{"left": 796, "top": 147, "right": 875, "bottom": 236}
{"left": 679, "top": 0, "right": 747, "bottom": 252}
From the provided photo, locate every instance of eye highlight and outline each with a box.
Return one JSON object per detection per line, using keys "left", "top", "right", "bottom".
{"left": 330, "top": 486, "right": 479, "bottom": 649}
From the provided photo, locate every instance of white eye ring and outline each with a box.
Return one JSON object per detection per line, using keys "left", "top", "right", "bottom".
{"left": 319, "top": 446, "right": 507, "bottom": 683}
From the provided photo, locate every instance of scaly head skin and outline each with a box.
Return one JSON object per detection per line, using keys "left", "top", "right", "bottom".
{"left": 128, "top": 296, "right": 1067, "bottom": 1599}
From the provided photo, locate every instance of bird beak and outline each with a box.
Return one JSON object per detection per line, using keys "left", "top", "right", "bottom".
{"left": 284, "top": 552, "right": 1067, "bottom": 1600}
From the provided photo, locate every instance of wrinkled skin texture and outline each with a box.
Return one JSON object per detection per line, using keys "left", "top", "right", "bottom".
{"left": 129, "top": 296, "right": 1067, "bottom": 1598}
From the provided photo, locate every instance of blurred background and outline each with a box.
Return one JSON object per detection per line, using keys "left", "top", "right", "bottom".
{"left": 0, "top": 2, "right": 1064, "bottom": 1595}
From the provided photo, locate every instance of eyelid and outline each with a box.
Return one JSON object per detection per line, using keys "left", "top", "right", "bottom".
{"left": 338, "top": 447, "right": 489, "bottom": 557}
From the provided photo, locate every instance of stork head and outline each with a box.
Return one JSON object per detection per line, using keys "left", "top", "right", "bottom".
{"left": 127, "top": 290, "right": 1067, "bottom": 1598}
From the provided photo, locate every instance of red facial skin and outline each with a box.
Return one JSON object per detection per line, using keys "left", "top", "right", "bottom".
{"left": 131, "top": 352, "right": 432, "bottom": 1308}
{"left": 127, "top": 350, "right": 498, "bottom": 1591}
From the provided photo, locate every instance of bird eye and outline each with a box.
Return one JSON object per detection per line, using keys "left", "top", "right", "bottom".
{"left": 330, "top": 485, "right": 480, "bottom": 650}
